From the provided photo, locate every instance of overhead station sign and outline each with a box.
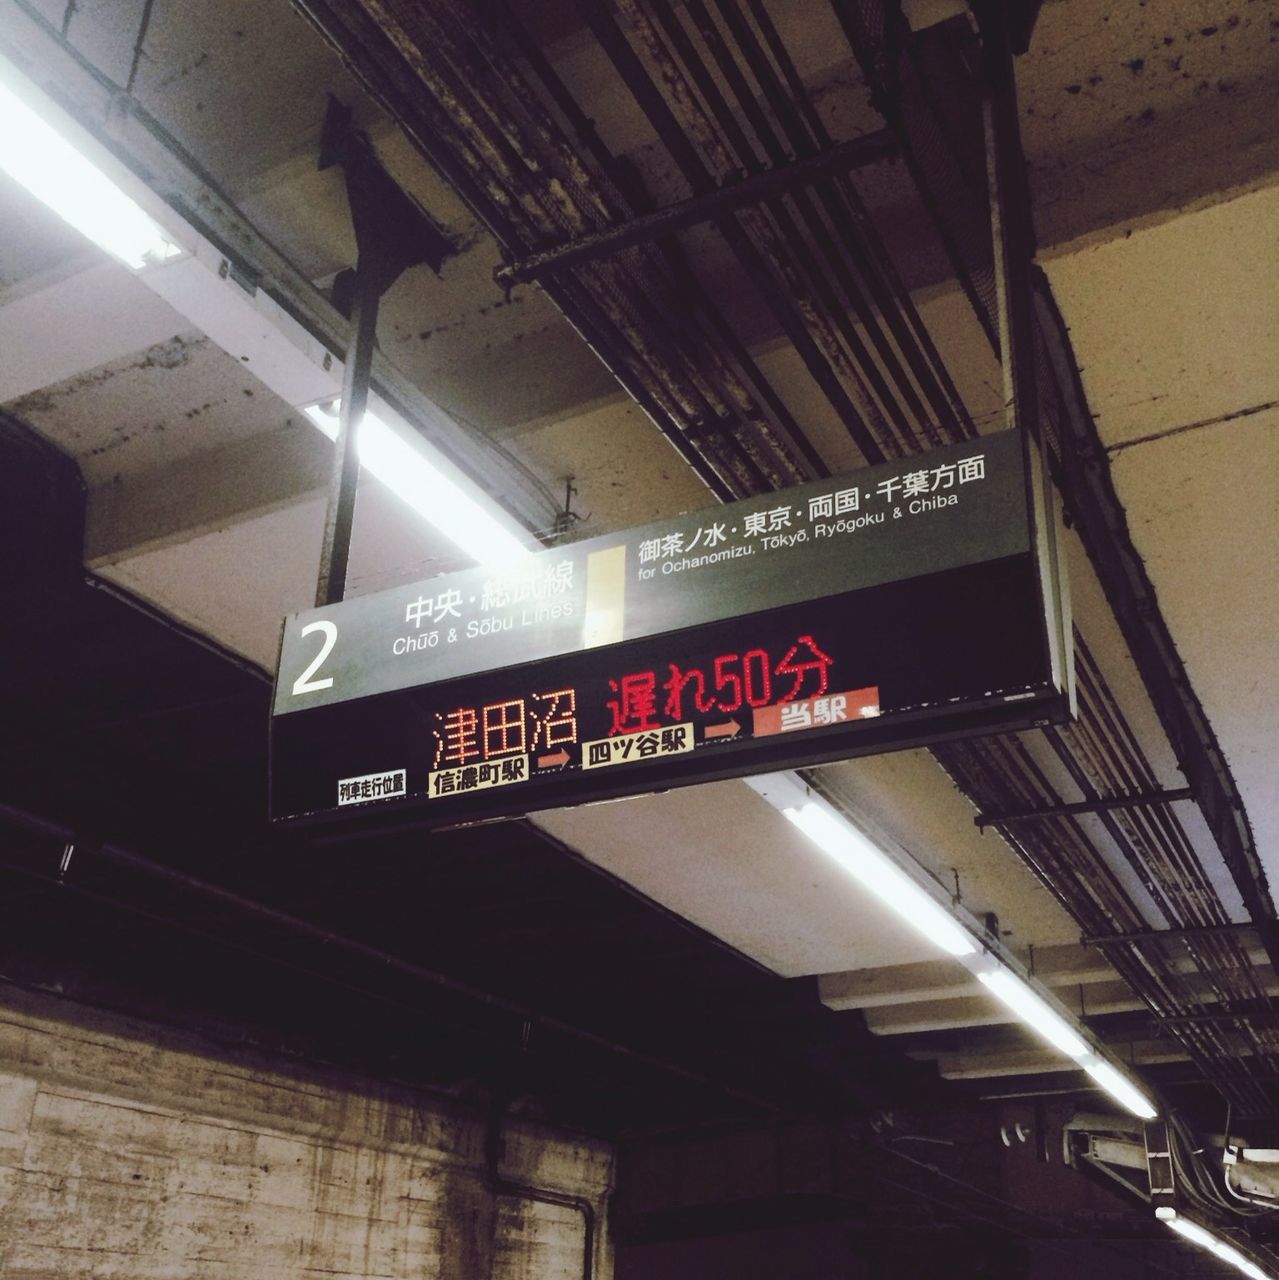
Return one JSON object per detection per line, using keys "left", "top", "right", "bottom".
{"left": 270, "top": 430, "right": 1072, "bottom": 829}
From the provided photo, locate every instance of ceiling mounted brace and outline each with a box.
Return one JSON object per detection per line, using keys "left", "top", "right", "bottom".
{"left": 1080, "top": 920, "right": 1255, "bottom": 947}
{"left": 493, "top": 130, "right": 897, "bottom": 288}
{"left": 314, "top": 96, "right": 455, "bottom": 607}
{"left": 1155, "top": 1007, "right": 1275, "bottom": 1026}
{"left": 975, "top": 788, "right": 1195, "bottom": 830}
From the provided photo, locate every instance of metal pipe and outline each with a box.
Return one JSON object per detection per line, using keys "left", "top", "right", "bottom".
{"left": 658, "top": 0, "right": 921, "bottom": 453}
{"left": 1082, "top": 923, "right": 1257, "bottom": 947}
{"left": 412, "top": 0, "right": 795, "bottom": 494}
{"left": 299, "top": 0, "right": 814, "bottom": 497}
{"left": 1038, "top": 755, "right": 1259, "bottom": 1096}
{"left": 827, "top": 0, "right": 1000, "bottom": 351}
{"left": 485, "top": 0, "right": 826, "bottom": 482}
{"left": 587, "top": 0, "right": 890, "bottom": 465}
{"left": 637, "top": 0, "right": 911, "bottom": 471}
{"left": 654, "top": 236, "right": 831, "bottom": 482}
{"left": 633, "top": 0, "right": 906, "bottom": 459}
{"left": 938, "top": 735, "right": 1254, "bottom": 1103}
{"left": 484, "top": 1103, "right": 597, "bottom": 1280}
{"left": 494, "top": 131, "right": 895, "bottom": 287}
{"left": 1056, "top": 641, "right": 1272, "bottom": 1062}
{"left": 1072, "top": 645, "right": 1215, "bottom": 917}
{"left": 1034, "top": 278, "right": 1279, "bottom": 971}
{"left": 551, "top": 280, "right": 746, "bottom": 499}
{"left": 1155, "top": 1010, "right": 1273, "bottom": 1027}
{"left": 962, "top": 5, "right": 1266, "bottom": 1094}
{"left": 698, "top": 0, "right": 943, "bottom": 448}
{"left": 815, "top": 0, "right": 1273, "bottom": 1102}
{"left": 1040, "top": 723, "right": 1274, "bottom": 1069}
{"left": 1066, "top": 653, "right": 1274, "bottom": 1036}
{"left": 737, "top": 0, "right": 975, "bottom": 441}
{"left": 570, "top": 269, "right": 773, "bottom": 492}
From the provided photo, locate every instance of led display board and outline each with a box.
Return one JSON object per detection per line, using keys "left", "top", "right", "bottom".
{"left": 270, "top": 430, "right": 1072, "bottom": 830}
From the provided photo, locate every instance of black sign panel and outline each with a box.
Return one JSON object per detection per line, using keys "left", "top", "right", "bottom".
{"left": 270, "top": 431, "right": 1071, "bottom": 829}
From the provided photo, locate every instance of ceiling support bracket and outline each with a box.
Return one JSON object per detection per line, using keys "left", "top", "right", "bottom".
{"left": 316, "top": 263, "right": 379, "bottom": 608}
{"left": 975, "top": 788, "right": 1194, "bottom": 830}
{"left": 493, "top": 130, "right": 896, "bottom": 289}
{"left": 1080, "top": 920, "right": 1255, "bottom": 947}
{"left": 314, "top": 96, "right": 455, "bottom": 607}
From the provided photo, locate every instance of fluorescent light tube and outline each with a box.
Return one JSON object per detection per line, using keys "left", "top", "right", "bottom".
{"left": 303, "top": 402, "right": 531, "bottom": 567}
{"left": 976, "top": 968, "right": 1090, "bottom": 1058}
{"left": 1083, "top": 1059, "right": 1158, "bottom": 1121}
{"left": 1156, "top": 1209, "right": 1271, "bottom": 1280}
{"left": 0, "top": 68, "right": 182, "bottom": 270}
{"left": 745, "top": 773, "right": 1159, "bottom": 1121}
{"left": 974, "top": 969, "right": 1157, "bottom": 1118}
{"left": 777, "top": 796, "right": 977, "bottom": 958}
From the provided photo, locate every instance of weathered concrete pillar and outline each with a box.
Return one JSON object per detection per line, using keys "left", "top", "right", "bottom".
{"left": 0, "top": 983, "right": 612, "bottom": 1279}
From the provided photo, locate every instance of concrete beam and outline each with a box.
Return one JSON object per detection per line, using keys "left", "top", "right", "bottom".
{"left": 866, "top": 981, "right": 1144, "bottom": 1035}
{"left": 818, "top": 943, "right": 1122, "bottom": 1010}
{"left": 924, "top": 1039, "right": 1194, "bottom": 1081}
{"left": 865, "top": 972, "right": 1279, "bottom": 1036}
{"left": 820, "top": 936, "right": 1268, "bottom": 1012}
{"left": 86, "top": 421, "right": 330, "bottom": 565}
{"left": 0, "top": 262, "right": 186, "bottom": 404}
{"left": 1024, "top": 4, "right": 1279, "bottom": 255}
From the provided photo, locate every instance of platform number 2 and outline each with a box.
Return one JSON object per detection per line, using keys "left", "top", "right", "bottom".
{"left": 291, "top": 620, "right": 337, "bottom": 695}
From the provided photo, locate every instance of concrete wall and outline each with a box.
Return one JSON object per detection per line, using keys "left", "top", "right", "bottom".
{"left": 0, "top": 983, "right": 612, "bottom": 1279}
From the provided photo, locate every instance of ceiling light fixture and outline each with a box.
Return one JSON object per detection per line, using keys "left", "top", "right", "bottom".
{"left": 1155, "top": 1208, "right": 1272, "bottom": 1280}
{"left": 746, "top": 773, "right": 976, "bottom": 957}
{"left": 0, "top": 60, "right": 182, "bottom": 270}
{"left": 967, "top": 967, "right": 1162, "bottom": 1111}
{"left": 302, "top": 401, "right": 532, "bottom": 567}
{"left": 0, "top": 49, "right": 549, "bottom": 553}
{"left": 782, "top": 798, "right": 979, "bottom": 957}
{"left": 968, "top": 964, "right": 1154, "bottom": 1119}
{"left": 1083, "top": 1060, "right": 1158, "bottom": 1121}
{"left": 973, "top": 966, "right": 1156, "bottom": 1119}
{"left": 976, "top": 967, "right": 1090, "bottom": 1058}
{"left": 745, "top": 771, "right": 1158, "bottom": 1120}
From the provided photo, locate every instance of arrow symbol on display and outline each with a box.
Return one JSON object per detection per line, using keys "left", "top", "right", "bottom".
{"left": 538, "top": 749, "right": 571, "bottom": 768}
{"left": 704, "top": 719, "right": 742, "bottom": 739}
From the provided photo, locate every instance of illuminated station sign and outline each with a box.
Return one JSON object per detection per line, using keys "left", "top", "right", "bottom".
{"left": 270, "top": 430, "right": 1072, "bottom": 829}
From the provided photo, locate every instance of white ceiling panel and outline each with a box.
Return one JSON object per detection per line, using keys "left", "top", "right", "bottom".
{"left": 534, "top": 778, "right": 946, "bottom": 977}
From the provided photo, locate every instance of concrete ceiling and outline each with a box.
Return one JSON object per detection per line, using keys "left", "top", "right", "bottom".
{"left": 2, "top": 0, "right": 1277, "bottom": 1111}
{"left": 1044, "top": 181, "right": 1279, "bottom": 916}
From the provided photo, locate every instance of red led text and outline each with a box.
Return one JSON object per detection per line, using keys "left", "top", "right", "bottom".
{"left": 607, "top": 635, "right": 833, "bottom": 735}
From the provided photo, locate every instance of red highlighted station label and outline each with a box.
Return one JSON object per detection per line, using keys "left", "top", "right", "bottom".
{"left": 752, "top": 687, "right": 880, "bottom": 737}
